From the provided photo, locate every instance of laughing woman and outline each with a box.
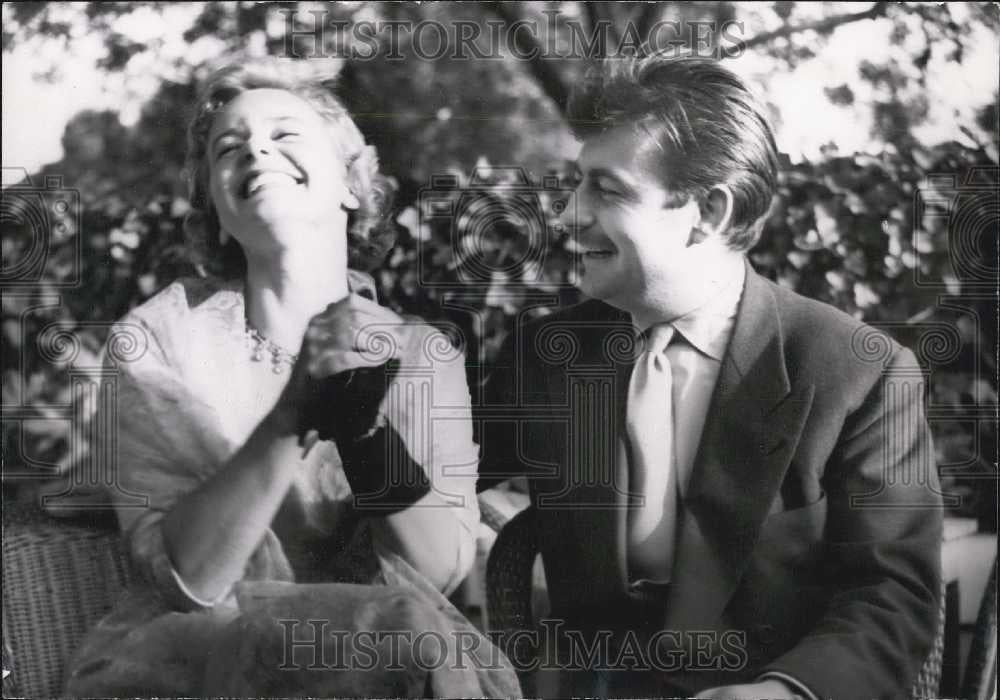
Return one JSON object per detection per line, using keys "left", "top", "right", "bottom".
{"left": 64, "top": 59, "right": 518, "bottom": 697}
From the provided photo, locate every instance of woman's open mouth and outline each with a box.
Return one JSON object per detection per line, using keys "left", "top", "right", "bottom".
{"left": 239, "top": 170, "right": 305, "bottom": 199}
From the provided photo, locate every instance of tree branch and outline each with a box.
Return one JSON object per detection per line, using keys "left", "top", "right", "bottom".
{"left": 490, "top": 1, "right": 889, "bottom": 113}
{"left": 487, "top": 1, "right": 570, "bottom": 110}
{"left": 634, "top": 2, "right": 665, "bottom": 40}
{"left": 587, "top": 2, "right": 620, "bottom": 54}
{"left": 728, "top": 1, "right": 889, "bottom": 56}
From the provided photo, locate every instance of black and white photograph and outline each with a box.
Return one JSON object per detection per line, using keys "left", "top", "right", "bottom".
{"left": 2, "top": 2, "right": 997, "bottom": 698}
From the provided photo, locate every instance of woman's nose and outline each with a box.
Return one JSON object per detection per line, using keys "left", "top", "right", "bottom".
{"left": 242, "top": 137, "right": 270, "bottom": 161}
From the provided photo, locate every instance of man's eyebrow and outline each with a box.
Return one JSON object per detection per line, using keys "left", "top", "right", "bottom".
{"left": 585, "top": 166, "right": 637, "bottom": 190}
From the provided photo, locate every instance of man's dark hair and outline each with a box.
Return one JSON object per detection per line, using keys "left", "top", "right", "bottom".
{"left": 567, "top": 54, "right": 780, "bottom": 251}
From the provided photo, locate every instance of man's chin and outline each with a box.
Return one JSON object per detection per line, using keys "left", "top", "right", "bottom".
{"left": 575, "top": 274, "right": 617, "bottom": 303}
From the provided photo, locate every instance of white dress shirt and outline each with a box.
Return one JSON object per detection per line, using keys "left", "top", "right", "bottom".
{"left": 629, "top": 264, "right": 746, "bottom": 519}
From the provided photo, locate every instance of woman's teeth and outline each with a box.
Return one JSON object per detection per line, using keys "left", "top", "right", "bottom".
{"left": 242, "top": 172, "right": 301, "bottom": 198}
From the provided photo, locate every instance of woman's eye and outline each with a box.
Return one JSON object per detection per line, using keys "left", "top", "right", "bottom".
{"left": 274, "top": 131, "right": 299, "bottom": 141}
{"left": 216, "top": 143, "right": 238, "bottom": 159}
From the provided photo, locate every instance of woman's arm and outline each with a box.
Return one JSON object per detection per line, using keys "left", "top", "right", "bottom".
{"left": 374, "top": 491, "right": 473, "bottom": 593}
{"left": 371, "top": 334, "right": 480, "bottom": 592}
{"left": 301, "top": 298, "right": 479, "bottom": 593}
{"left": 159, "top": 407, "right": 303, "bottom": 604}
{"left": 103, "top": 299, "right": 307, "bottom": 610}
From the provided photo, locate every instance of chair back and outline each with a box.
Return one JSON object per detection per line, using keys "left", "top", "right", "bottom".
{"left": 2, "top": 507, "right": 134, "bottom": 697}
{"left": 962, "top": 554, "right": 998, "bottom": 700}
{"left": 911, "top": 578, "right": 948, "bottom": 698}
{"left": 485, "top": 505, "right": 539, "bottom": 693}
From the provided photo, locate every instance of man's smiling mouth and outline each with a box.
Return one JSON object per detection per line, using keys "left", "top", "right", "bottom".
{"left": 567, "top": 239, "right": 616, "bottom": 259}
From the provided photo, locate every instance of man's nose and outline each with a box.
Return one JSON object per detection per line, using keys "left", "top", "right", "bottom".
{"left": 557, "top": 189, "right": 595, "bottom": 234}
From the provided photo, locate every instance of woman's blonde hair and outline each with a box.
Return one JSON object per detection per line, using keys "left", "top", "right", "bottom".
{"left": 183, "top": 58, "right": 396, "bottom": 275}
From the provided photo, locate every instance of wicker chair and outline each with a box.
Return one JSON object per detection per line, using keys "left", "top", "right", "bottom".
{"left": 485, "top": 505, "right": 962, "bottom": 699}
{"left": 2, "top": 504, "right": 135, "bottom": 698}
{"left": 961, "top": 554, "right": 998, "bottom": 700}
{"left": 3, "top": 495, "right": 520, "bottom": 698}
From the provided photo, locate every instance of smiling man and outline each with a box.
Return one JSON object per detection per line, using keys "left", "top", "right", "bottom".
{"left": 478, "top": 55, "right": 942, "bottom": 699}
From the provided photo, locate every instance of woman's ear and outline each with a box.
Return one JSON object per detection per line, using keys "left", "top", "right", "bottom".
{"left": 219, "top": 227, "right": 230, "bottom": 246}
{"left": 695, "top": 184, "right": 735, "bottom": 243}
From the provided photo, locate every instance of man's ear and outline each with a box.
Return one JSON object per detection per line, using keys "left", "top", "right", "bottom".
{"left": 691, "top": 185, "right": 735, "bottom": 246}
{"left": 341, "top": 189, "right": 361, "bottom": 211}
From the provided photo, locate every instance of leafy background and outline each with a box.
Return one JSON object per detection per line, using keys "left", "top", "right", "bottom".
{"left": 2, "top": 1, "right": 997, "bottom": 527}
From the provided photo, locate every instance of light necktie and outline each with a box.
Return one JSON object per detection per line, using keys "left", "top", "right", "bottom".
{"left": 626, "top": 323, "right": 678, "bottom": 583}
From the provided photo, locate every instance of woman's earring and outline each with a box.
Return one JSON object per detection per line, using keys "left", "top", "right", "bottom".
{"left": 342, "top": 190, "right": 360, "bottom": 211}
{"left": 220, "top": 228, "right": 230, "bottom": 246}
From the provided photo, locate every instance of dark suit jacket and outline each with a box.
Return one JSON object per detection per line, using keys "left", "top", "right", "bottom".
{"left": 477, "top": 264, "right": 943, "bottom": 699}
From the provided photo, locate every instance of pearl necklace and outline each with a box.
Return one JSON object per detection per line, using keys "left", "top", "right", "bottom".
{"left": 245, "top": 324, "right": 298, "bottom": 374}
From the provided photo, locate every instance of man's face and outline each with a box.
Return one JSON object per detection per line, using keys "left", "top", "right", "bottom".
{"left": 563, "top": 124, "right": 702, "bottom": 313}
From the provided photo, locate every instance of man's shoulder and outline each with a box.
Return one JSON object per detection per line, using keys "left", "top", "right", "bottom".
{"left": 762, "top": 275, "right": 911, "bottom": 386}
{"left": 767, "top": 278, "right": 867, "bottom": 337}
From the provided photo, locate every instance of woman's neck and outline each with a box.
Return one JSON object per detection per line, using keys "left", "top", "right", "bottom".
{"left": 243, "top": 244, "right": 350, "bottom": 352}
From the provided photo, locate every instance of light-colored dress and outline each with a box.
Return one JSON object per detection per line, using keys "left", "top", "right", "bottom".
{"left": 63, "top": 272, "right": 519, "bottom": 697}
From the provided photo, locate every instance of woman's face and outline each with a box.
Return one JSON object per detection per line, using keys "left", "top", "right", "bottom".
{"left": 207, "top": 88, "right": 355, "bottom": 255}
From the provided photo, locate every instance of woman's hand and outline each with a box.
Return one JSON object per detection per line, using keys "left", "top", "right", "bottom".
{"left": 162, "top": 295, "right": 420, "bottom": 605}
{"left": 303, "top": 293, "right": 413, "bottom": 378}
{"left": 271, "top": 294, "right": 415, "bottom": 446}
{"left": 275, "top": 295, "right": 477, "bottom": 592}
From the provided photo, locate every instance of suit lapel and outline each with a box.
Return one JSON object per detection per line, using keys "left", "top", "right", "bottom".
{"left": 538, "top": 272, "right": 816, "bottom": 623}
{"left": 660, "top": 263, "right": 815, "bottom": 630}
{"left": 537, "top": 302, "right": 635, "bottom": 611}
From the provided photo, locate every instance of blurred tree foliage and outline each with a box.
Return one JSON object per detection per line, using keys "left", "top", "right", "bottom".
{"left": 2, "top": 1, "right": 997, "bottom": 524}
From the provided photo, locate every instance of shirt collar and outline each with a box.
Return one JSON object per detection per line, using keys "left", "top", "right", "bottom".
{"left": 632, "top": 263, "right": 745, "bottom": 362}
{"left": 347, "top": 269, "right": 377, "bottom": 299}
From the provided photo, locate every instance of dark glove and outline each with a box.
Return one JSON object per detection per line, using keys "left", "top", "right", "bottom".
{"left": 299, "top": 359, "right": 431, "bottom": 514}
